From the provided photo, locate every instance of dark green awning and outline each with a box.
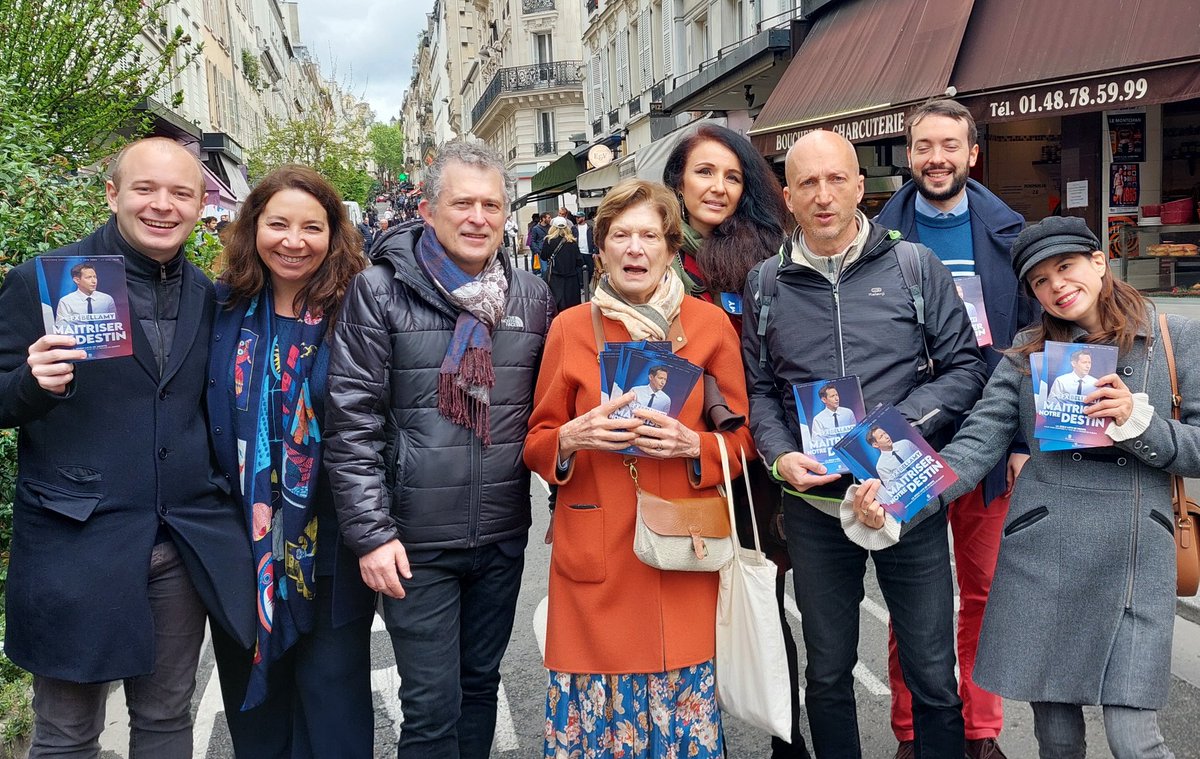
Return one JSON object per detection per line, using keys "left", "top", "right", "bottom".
{"left": 529, "top": 151, "right": 581, "bottom": 195}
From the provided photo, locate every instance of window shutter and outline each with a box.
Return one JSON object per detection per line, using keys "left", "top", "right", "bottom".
{"left": 590, "top": 53, "right": 603, "bottom": 115}
{"left": 599, "top": 42, "right": 610, "bottom": 111}
{"left": 661, "top": 4, "right": 673, "bottom": 77}
{"left": 616, "top": 30, "right": 629, "bottom": 102}
{"left": 639, "top": 8, "right": 653, "bottom": 91}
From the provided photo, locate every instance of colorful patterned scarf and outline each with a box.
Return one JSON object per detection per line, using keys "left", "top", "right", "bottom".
{"left": 415, "top": 223, "right": 508, "bottom": 445}
{"left": 231, "top": 289, "right": 327, "bottom": 710}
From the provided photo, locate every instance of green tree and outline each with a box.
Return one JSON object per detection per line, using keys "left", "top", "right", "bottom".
{"left": 368, "top": 121, "right": 406, "bottom": 186}
{"left": 249, "top": 90, "right": 373, "bottom": 206}
{"left": 0, "top": 0, "right": 201, "bottom": 167}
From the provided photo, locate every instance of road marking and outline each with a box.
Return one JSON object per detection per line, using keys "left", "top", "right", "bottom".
{"left": 784, "top": 592, "right": 890, "bottom": 698}
{"left": 860, "top": 597, "right": 890, "bottom": 624}
{"left": 1172, "top": 614, "right": 1200, "bottom": 690}
{"left": 191, "top": 629, "right": 223, "bottom": 759}
{"left": 494, "top": 681, "right": 519, "bottom": 751}
{"left": 533, "top": 472, "right": 550, "bottom": 494}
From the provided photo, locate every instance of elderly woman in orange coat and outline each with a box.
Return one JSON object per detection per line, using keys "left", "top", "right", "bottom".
{"left": 525, "top": 179, "right": 755, "bottom": 758}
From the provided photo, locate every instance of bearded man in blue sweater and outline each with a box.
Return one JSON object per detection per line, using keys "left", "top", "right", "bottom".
{"left": 875, "top": 99, "right": 1030, "bottom": 759}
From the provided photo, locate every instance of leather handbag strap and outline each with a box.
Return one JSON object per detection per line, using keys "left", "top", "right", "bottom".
{"left": 1158, "top": 313, "right": 1188, "bottom": 522}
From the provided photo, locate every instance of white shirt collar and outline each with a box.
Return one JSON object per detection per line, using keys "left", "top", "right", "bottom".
{"left": 915, "top": 190, "right": 969, "bottom": 219}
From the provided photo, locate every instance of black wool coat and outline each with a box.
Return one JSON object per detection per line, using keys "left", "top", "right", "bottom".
{"left": 0, "top": 225, "right": 255, "bottom": 683}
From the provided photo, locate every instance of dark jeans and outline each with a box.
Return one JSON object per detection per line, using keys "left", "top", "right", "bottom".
{"left": 785, "top": 498, "right": 963, "bottom": 759}
{"left": 211, "top": 576, "right": 374, "bottom": 759}
{"left": 29, "top": 541, "right": 207, "bottom": 759}
{"left": 382, "top": 542, "right": 524, "bottom": 759}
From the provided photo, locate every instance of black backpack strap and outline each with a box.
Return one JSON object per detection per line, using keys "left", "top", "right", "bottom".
{"left": 893, "top": 239, "right": 934, "bottom": 374}
{"left": 755, "top": 251, "right": 784, "bottom": 369}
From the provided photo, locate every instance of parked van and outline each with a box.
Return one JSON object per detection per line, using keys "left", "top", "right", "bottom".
{"left": 343, "top": 200, "right": 363, "bottom": 227}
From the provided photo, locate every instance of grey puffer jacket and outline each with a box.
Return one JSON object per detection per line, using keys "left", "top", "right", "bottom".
{"left": 940, "top": 312, "right": 1200, "bottom": 708}
{"left": 742, "top": 220, "right": 987, "bottom": 529}
{"left": 324, "top": 222, "right": 554, "bottom": 555}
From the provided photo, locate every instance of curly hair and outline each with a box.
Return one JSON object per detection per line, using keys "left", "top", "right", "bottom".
{"left": 217, "top": 165, "right": 365, "bottom": 326}
{"left": 662, "top": 124, "right": 792, "bottom": 293}
{"left": 593, "top": 180, "right": 684, "bottom": 255}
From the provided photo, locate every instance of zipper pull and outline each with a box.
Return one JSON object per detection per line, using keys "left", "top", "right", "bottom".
{"left": 160, "top": 264, "right": 167, "bottom": 283}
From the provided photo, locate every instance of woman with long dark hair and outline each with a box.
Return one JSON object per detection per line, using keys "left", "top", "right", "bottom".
{"left": 856, "top": 216, "right": 1192, "bottom": 759}
{"left": 207, "top": 165, "right": 376, "bottom": 757}
{"left": 663, "top": 124, "right": 810, "bottom": 759}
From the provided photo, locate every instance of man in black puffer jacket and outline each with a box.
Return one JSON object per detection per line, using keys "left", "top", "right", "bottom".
{"left": 325, "top": 139, "right": 553, "bottom": 758}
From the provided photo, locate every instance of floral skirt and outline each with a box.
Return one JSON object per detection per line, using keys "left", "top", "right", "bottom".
{"left": 544, "top": 661, "right": 724, "bottom": 758}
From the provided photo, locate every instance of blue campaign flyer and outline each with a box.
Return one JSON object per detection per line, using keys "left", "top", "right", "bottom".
{"left": 792, "top": 375, "right": 866, "bottom": 475}
{"left": 1034, "top": 341, "right": 1118, "bottom": 448}
{"left": 608, "top": 346, "right": 702, "bottom": 456}
{"left": 1031, "top": 352, "right": 1078, "bottom": 452}
{"left": 35, "top": 255, "right": 133, "bottom": 360}
{"left": 831, "top": 404, "right": 959, "bottom": 522}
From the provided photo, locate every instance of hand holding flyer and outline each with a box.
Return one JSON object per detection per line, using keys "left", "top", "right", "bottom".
{"left": 792, "top": 375, "right": 866, "bottom": 475}
{"left": 35, "top": 255, "right": 133, "bottom": 360}
{"left": 831, "top": 405, "right": 958, "bottom": 522}
{"left": 1033, "top": 341, "right": 1118, "bottom": 449}
{"left": 600, "top": 342, "right": 702, "bottom": 456}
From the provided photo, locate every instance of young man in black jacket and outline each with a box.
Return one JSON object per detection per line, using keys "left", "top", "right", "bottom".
{"left": 743, "top": 130, "right": 986, "bottom": 758}
{"left": 325, "top": 139, "right": 554, "bottom": 758}
{"left": 0, "top": 137, "right": 253, "bottom": 757}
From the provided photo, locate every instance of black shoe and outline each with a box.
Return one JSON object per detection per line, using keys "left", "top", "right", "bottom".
{"left": 966, "top": 738, "right": 1009, "bottom": 759}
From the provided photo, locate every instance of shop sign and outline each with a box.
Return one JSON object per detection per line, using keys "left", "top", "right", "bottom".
{"left": 964, "top": 61, "right": 1200, "bottom": 124}
{"left": 753, "top": 107, "right": 908, "bottom": 157}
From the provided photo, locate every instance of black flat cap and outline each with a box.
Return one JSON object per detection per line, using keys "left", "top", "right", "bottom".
{"left": 1011, "top": 216, "right": 1101, "bottom": 282}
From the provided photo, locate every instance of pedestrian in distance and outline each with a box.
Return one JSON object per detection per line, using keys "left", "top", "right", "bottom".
{"left": 874, "top": 98, "right": 1029, "bottom": 759}
{"left": 542, "top": 215, "right": 586, "bottom": 312}
{"left": 0, "top": 136, "right": 255, "bottom": 758}
{"left": 743, "top": 129, "right": 987, "bottom": 758}
{"left": 324, "top": 139, "right": 554, "bottom": 758}
{"left": 206, "top": 165, "right": 376, "bottom": 758}
{"left": 662, "top": 122, "right": 811, "bottom": 758}
{"left": 525, "top": 179, "right": 756, "bottom": 758}
{"left": 854, "top": 215, "right": 1189, "bottom": 759}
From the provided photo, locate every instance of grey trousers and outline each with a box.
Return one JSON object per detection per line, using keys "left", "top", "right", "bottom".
{"left": 1031, "top": 701, "right": 1175, "bottom": 759}
{"left": 28, "top": 541, "right": 207, "bottom": 759}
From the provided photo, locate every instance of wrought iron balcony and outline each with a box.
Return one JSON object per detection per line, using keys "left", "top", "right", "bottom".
{"left": 471, "top": 61, "right": 584, "bottom": 127}
{"left": 523, "top": 0, "right": 554, "bottom": 12}
{"left": 607, "top": 109, "right": 619, "bottom": 126}
{"left": 508, "top": 146, "right": 517, "bottom": 161}
{"left": 534, "top": 140, "right": 557, "bottom": 156}
{"left": 628, "top": 94, "right": 642, "bottom": 116}
{"left": 586, "top": 0, "right": 598, "bottom": 13}
{"left": 592, "top": 118, "right": 603, "bottom": 136}
{"left": 651, "top": 79, "right": 666, "bottom": 102}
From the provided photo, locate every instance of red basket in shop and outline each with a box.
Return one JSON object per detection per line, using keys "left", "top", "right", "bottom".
{"left": 1160, "top": 198, "right": 1195, "bottom": 225}
{"left": 1141, "top": 204, "right": 1160, "bottom": 217}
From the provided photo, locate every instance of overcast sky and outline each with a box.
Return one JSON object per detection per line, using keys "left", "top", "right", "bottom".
{"left": 295, "top": 0, "right": 433, "bottom": 123}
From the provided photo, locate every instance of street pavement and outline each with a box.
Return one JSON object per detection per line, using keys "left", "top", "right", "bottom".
{"left": 95, "top": 476, "right": 1200, "bottom": 758}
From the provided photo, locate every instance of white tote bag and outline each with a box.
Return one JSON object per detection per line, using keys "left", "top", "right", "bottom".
{"left": 713, "top": 437, "right": 793, "bottom": 741}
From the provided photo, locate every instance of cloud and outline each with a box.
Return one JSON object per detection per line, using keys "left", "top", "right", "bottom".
{"left": 295, "top": 0, "right": 430, "bottom": 122}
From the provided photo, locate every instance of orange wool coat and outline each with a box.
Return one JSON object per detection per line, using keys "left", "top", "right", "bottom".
{"left": 524, "top": 297, "right": 755, "bottom": 675}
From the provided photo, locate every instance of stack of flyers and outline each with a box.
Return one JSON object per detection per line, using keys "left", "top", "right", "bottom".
{"left": 1031, "top": 341, "right": 1118, "bottom": 450}
{"left": 792, "top": 375, "right": 867, "bottom": 475}
{"left": 35, "top": 255, "right": 133, "bottom": 360}
{"left": 955, "top": 275, "right": 992, "bottom": 348}
{"left": 600, "top": 341, "right": 702, "bottom": 457}
{"left": 831, "top": 405, "right": 959, "bottom": 522}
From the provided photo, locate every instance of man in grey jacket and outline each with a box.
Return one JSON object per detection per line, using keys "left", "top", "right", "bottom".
{"left": 324, "top": 140, "right": 553, "bottom": 758}
{"left": 743, "top": 130, "right": 986, "bottom": 758}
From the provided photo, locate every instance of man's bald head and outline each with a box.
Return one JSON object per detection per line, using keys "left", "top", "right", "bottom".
{"left": 784, "top": 130, "right": 859, "bottom": 186}
{"left": 781, "top": 129, "right": 865, "bottom": 256}
{"left": 109, "top": 137, "right": 205, "bottom": 198}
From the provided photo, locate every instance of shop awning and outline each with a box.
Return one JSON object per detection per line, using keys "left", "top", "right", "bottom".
{"left": 952, "top": 0, "right": 1200, "bottom": 125}
{"left": 749, "top": 0, "right": 975, "bottom": 157}
{"left": 661, "top": 26, "right": 793, "bottom": 116}
{"left": 201, "top": 164, "right": 237, "bottom": 208}
{"left": 633, "top": 117, "right": 727, "bottom": 185}
{"left": 215, "top": 154, "right": 252, "bottom": 201}
{"left": 576, "top": 155, "right": 637, "bottom": 208}
{"left": 530, "top": 151, "right": 581, "bottom": 195}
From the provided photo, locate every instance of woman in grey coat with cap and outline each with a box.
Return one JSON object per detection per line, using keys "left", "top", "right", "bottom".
{"left": 855, "top": 216, "right": 1192, "bottom": 759}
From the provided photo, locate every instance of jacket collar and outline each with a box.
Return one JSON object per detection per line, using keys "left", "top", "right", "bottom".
{"left": 101, "top": 216, "right": 186, "bottom": 282}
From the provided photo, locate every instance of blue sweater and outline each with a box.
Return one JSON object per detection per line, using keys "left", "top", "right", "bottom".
{"left": 916, "top": 210, "right": 975, "bottom": 277}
